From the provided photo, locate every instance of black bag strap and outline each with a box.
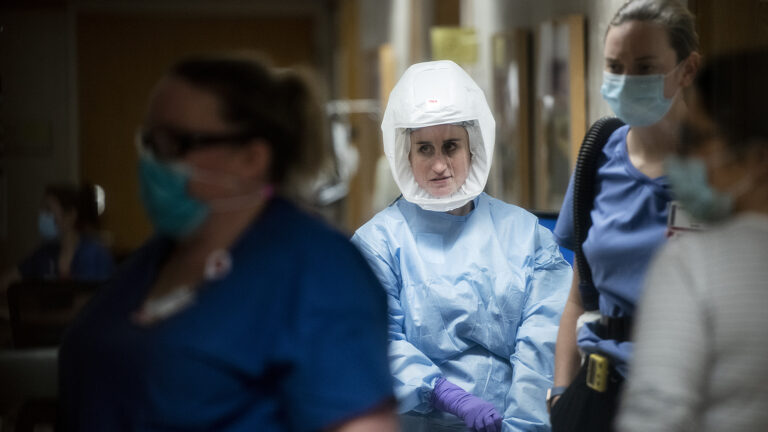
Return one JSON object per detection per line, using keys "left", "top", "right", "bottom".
{"left": 572, "top": 117, "right": 625, "bottom": 311}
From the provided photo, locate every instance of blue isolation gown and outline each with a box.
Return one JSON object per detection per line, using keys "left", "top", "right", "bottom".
{"left": 352, "top": 193, "right": 572, "bottom": 431}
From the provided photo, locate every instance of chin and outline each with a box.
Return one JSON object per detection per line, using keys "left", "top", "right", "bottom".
{"left": 426, "top": 187, "right": 457, "bottom": 198}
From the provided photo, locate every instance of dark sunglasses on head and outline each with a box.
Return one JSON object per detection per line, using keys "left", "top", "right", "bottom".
{"left": 138, "top": 128, "right": 257, "bottom": 160}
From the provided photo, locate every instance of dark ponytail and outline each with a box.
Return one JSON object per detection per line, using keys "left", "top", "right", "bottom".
{"left": 695, "top": 48, "right": 768, "bottom": 155}
{"left": 169, "top": 53, "right": 330, "bottom": 188}
{"left": 271, "top": 68, "right": 329, "bottom": 187}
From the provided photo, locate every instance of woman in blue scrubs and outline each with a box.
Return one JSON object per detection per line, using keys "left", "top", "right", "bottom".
{"left": 549, "top": 1, "right": 701, "bottom": 430}
{"left": 59, "top": 54, "right": 396, "bottom": 432}
{"left": 352, "top": 60, "right": 572, "bottom": 431}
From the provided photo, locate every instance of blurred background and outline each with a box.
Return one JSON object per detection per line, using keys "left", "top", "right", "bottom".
{"left": 1, "top": 0, "right": 767, "bottom": 268}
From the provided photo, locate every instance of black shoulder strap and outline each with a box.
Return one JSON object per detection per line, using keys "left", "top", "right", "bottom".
{"left": 573, "top": 117, "right": 625, "bottom": 311}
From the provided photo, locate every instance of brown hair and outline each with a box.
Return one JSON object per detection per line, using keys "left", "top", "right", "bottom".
{"left": 695, "top": 49, "right": 768, "bottom": 155}
{"left": 169, "top": 53, "right": 330, "bottom": 188}
{"left": 609, "top": 0, "right": 700, "bottom": 62}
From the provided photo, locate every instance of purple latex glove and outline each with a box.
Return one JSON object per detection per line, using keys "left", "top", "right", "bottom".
{"left": 431, "top": 377, "right": 503, "bottom": 432}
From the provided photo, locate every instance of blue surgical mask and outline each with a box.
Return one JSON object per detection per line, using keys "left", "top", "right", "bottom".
{"left": 38, "top": 211, "right": 59, "bottom": 240}
{"left": 138, "top": 153, "right": 209, "bottom": 238}
{"left": 601, "top": 69, "right": 677, "bottom": 127}
{"left": 665, "top": 156, "right": 733, "bottom": 222}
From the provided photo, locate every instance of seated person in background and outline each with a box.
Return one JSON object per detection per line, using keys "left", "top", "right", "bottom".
{"left": 0, "top": 184, "right": 113, "bottom": 342}
{"left": 11, "top": 183, "right": 114, "bottom": 282}
{"left": 617, "top": 49, "right": 768, "bottom": 432}
{"left": 352, "top": 60, "right": 571, "bottom": 431}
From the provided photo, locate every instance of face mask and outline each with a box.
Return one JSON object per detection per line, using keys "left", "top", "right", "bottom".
{"left": 38, "top": 211, "right": 59, "bottom": 240}
{"left": 138, "top": 153, "right": 209, "bottom": 238}
{"left": 665, "top": 156, "right": 737, "bottom": 222}
{"left": 601, "top": 67, "right": 678, "bottom": 127}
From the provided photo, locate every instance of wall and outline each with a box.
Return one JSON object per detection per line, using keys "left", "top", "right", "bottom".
{"left": 500, "top": 0, "right": 627, "bottom": 126}
{"left": 0, "top": 7, "right": 77, "bottom": 269}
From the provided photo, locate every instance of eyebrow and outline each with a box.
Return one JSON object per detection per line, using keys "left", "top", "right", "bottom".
{"left": 415, "top": 138, "right": 462, "bottom": 145}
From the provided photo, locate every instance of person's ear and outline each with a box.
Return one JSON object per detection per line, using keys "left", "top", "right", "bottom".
{"left": 680, "top": 52, "right": 701, "bottom": 87}
{"left": 238, "top": 138, "right": 272, "bottom": 183}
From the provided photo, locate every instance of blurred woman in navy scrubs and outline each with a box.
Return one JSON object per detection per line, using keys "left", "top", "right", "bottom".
{"left": 59, "top": 53, "right": 396, "bottom": 432}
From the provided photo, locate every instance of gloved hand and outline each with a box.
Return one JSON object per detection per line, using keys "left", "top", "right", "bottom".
{"left": 431, "top": 377, "right": 503, "bottom": 432}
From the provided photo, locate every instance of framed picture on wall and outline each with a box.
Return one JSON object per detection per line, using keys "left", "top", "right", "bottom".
{"left": 490, "top": 30, "right": 531, "bottom": 209}
{"left": 532, "top": 14, "right": 586, "bottom": 212}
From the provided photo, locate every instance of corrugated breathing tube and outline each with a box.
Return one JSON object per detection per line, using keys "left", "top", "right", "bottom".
{"left": 572, "top": 116, "right": 625, "bottom": 311}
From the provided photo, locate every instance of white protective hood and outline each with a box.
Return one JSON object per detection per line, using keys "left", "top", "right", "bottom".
{"left": 381, "top": 60, "right": 495, "bottom": 212}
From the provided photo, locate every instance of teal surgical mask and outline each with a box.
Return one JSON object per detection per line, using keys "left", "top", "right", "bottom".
{"left": 601, "top": 66, "right": 680, "bottom": 127}
{"left": 665, "top": 155, "right": 753, "bottom": 223}
{"left": 138, "top": 153, "right": 209, "bottom": 238}
{"left": 38, "top": 211, "right": 59, "bottom": 240}
{"left": 138, "top": 152, "right": 275, "bottom": 238}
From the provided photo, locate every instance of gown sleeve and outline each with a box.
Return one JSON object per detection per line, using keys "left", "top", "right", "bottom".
{"left": 351, "top": 231, "right": 443, "bottom": 414}
{"left": 503, "top": 224, "right": 572, "bottom": 431}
